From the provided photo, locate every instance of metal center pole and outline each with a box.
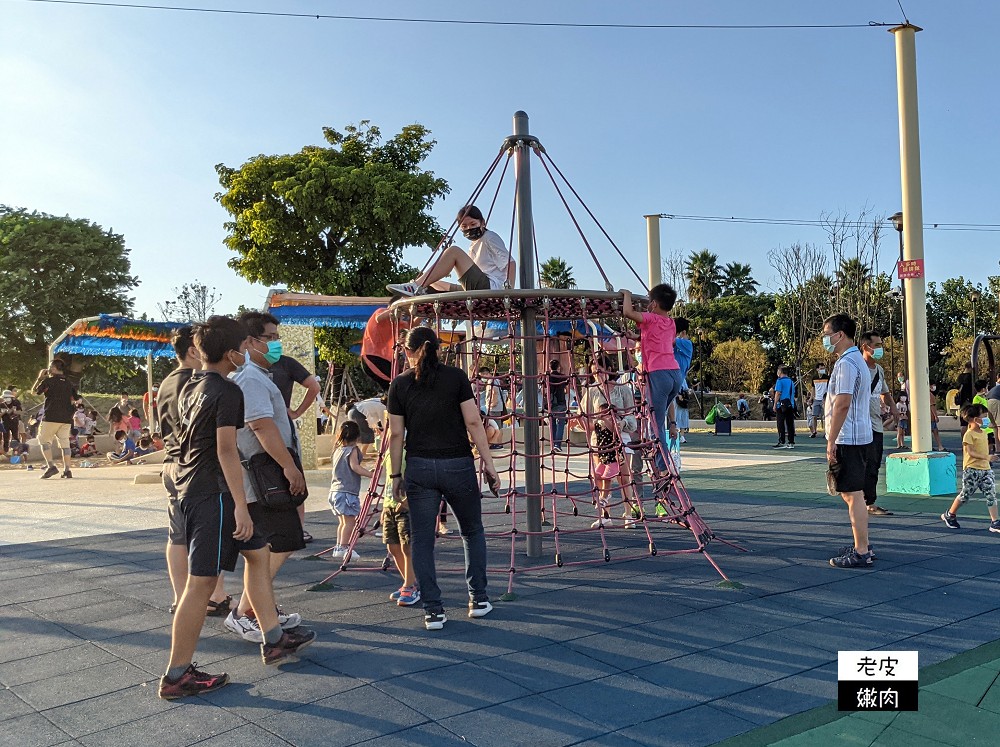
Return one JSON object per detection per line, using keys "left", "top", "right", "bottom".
{"left": 509, "top": 111, "right": 542, "bottom": 558}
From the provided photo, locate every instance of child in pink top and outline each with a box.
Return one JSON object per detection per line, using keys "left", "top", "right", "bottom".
{"left": 622, "top": 284, "right": 682, "bottom": 470}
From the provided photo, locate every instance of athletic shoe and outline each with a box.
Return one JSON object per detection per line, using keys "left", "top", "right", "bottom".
{"left": 437, "top": 525, "right": 452, "bottom": 536}
{"left": 468, "top": 599, "right": 493, "bottom": 618}
{"left": 261, "top": 628, "right": 317, "bottom": 665}
{"left": 989, "top": 520, "right": 1000, "bottom": 534}
{"left": 867, "top": 505, "right": 893, "bottom": 516}
{"left": 329, "top": 546, "right": 361, "bottom": 561}
{"left": 158, "top": 664, "right": 229, "bottom": 700}
{"left": 386, "top": 282, "right": 426, "bottom": 298}
{"left": 553, "top": 445, "right": 562, "bottom": 453}
{"left": 809, "top": 432, "right": 818, "bottom": 439}
{"left": 389, "top": 588, "right": 405, "bottom": 602}
{"left": 489, "top": 443, "right": 504, "bottom": 450}
{"left": 941, "top": 512, "right": 961, "bottom": 529}
{"left": 784, "top": 444, "right": 795, "bottom": 450}
{"left": 829, "top": 549, "right": 873, "bottom": 569}
{"left": 62, "top": 469, "right": 73, "bottom": 478}
{"left": 224, "top": 611, "right": 263, "bottom": 643}
{"left": 838, "top": 544, "right": 876, "bottom": 561}
{"left": 654, "top": 503, "right": 669, "bottom": 517}
{"left": 424, "top": 610, "right": 448, "bottom": 630}
{"left": 275, "top": 606, "right": 301, "bottom": 630}
{"left": 590, "top": 518, "right": 605, "bottom": 528}
{"left": 40, "top": 465, "right": 58, "bottom": 479}
{"left": 771, "top": 443, "right": 785, "bottom": 450}
{"left": 397, "top": 586, "right": 421, "bottom": 606}
{"left": 680, "top": 435, "right": 687, "bottom": 444}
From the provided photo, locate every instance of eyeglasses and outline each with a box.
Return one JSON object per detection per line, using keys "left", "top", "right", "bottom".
{"left": 256, "top": 333, "right": 280, "bottom": 342}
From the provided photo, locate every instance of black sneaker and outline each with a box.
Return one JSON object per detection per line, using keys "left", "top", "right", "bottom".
{"left": 771, "top": 443, "right": 786, "bottom": 449}
{"left": 158, "top": 663, "right": 229, "bottom": 699}
{"left": 62, "top": 469, "right": 73, "bottom": 479}
{"left": 424, "top": 610, "right": 447, "bottom": 630}
{"left": 468, "top": 600, "right": 493, "bottom": 619}
{"left": 838, "top": 544, "right": 876, "bottom": 561}
{"left": 40, "top": 465, "right": 58, "bottom": 479}
{"left": 261, "top": 628, "right": 316, "bottom": 665}
{"left": 829, "top": 549, "right": 873, "bottom": 569}
{"left": 941, "top": 512, "right": 961, "bottom": 529}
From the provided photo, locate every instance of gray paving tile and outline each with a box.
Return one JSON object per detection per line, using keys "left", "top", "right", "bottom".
{"left": 542, "top": 671, "right": 699, "bottom": 729}
{"left": 563, "top": 624, "right": 702, "bottom": 671}
{"left": 631, "top": 652, "right": 776, "bottom": 702}
{"left": 13, "top": 660, "right": 154, "bottom": 710}
{"left": 569, "top": 733, "right": 651, "bottom": 747}
{"left": 350, "top": 722, "right": 487, "bottom": 746}
{"left": 0, "top": 688, "right": 34, "bottom": 721}
{"left": 188, "top": 723, "right": 294, "bottom": 745}
{"left": 77, "top": 701, "right": 247, "bottom": 747}
{"left": 707, "top": 632, "right": 833, "bottom": 680}
{"left": 0, "top": 643, "right": 118, "bottom": 687}
{"left": 42, "top": 681, "right": 181, "bottom": 737}
{"left": 373, "top": 660, "right": 531, "bottom": 720}
{"left": 316, "top": 639, "right": 467, "bottom": 683}
{"left": 256, "top": 685, "right": 427, "bottom": 747}
{"left": 1, "top": 711, "right": 73, "bottom": 746}
{"left": 477, "top": 642, "right": 621, "bottom": 693}
{"left": 618, "top": 703, "right": 758, "bottom": 747}
{"left": 439, "top": 693, "right": 606, "bottom": 747}
{"left": 710, "top": 678, "right": 833, "bottom": 725}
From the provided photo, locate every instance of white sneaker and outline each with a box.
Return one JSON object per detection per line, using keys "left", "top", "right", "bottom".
{"left": 590, "top": 518, "right": 606, "bottom": 529}
{"left": 276, "top": 607, "right": 301, "bottom": 630}
{"left": 437, "top": 525, "right": 452, "bottom": 536}
{"left": 386, "top": 282, "right": 425, "bottom": 297}
{"left": 328, "top": 546, "right": 344, "bottom": 558}
{"left": 224, "top": 611, "right": 263, "bottom": 643}
{"left": 680, "top": 435, "right": 687, "bottom": 444}
{"left": 468, "top": 600, "right": 493, "bottom": 618}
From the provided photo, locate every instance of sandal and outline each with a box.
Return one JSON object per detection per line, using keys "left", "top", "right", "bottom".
{"left": 302, "top": 531, "right": 314, "bottom": 544}
{"left": 206, "top": 595, "right": 233, "bottom": 617}
{"left": 168, "top": 602, "right": 177, "bottom": 614}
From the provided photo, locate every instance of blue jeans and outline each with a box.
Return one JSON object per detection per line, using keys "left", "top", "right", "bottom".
{"left": 647, "top": 368, "right": 684, "bottom": 470}
{"left": 404, "top": 456, "right": 488, "bottom": 612}
{"left": 550, "top": 404, "right": 567, "bottom": 445}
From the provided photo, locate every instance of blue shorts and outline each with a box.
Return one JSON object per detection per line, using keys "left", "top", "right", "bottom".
{"left": 329, "top": 491, "right": 361, "bottom": 516}
{"left": 898, "top": 419, "right": 909, "bottom": 430}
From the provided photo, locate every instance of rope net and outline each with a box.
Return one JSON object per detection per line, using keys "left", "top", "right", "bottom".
{"left": 313, "top": 290, "right": 734, "bottom": 593}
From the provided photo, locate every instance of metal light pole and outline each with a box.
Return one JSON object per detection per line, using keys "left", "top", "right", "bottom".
{"left": 507, "top": 111, "right": 543, "bottom": 558}
{"left": 889, "top": 212, "right": 908, "bottom": 376}
{"left": 644, "top": 214, "right": 662, "bottom": 288}
{"left": 971, "top": 290, "right": 980, "bottom": 338}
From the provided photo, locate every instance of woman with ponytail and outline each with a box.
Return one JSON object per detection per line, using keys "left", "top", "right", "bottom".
{"left": 386, "top": 327, "right": 499, "bottom": 631}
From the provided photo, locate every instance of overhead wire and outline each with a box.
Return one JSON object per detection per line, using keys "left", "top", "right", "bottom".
{"left": 659, "top": 214, "right": 1000, "bottom": 232}
{"left": 16, "top": 0, "right": 896, "bottom": 30}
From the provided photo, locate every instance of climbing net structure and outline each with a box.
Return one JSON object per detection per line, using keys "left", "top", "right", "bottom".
{"left": 312, "top": 289, "right": 740, "bottom": 594}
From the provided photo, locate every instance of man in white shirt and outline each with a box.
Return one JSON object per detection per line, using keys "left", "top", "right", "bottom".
{"left": 388, "top": 205, "right": 515, "bottom": 296}
{"left": 822, "top": 314, "right": 874, "bottom": 569}
{"left": 860, "top": 331, "right": 900, "bottom": 518}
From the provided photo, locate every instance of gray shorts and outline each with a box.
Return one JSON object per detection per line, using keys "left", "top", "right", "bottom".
{"left": 329, "top": 490, "right": 361, "bottom": 516}
{"left": 163, "top": 462, "right": 185, "bottom": 545}
{"left": 812, "top": 403, "right": 824, "bottom": 419}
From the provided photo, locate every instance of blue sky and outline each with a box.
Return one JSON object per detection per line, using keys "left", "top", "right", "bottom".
{"left": 2, "top": 0, "right": 998, "bottom": 317}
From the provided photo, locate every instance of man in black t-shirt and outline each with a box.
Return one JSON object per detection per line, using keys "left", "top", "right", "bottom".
{"left": 160, "top": 315, "right": 315, "bottom": 701}
{"left": 31, "top": 359, "right": 79, "bottom": 479}
{"left": 157, "top": 326, "right": 229, "bottom": 618}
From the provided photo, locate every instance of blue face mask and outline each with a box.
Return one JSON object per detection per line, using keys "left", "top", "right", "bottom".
{"left": 982, "top": 417, "right": 992, "bottom": 429}
{"left": 822, "top": 335, "right": 836, "bottom": 354}
{"left": 872, "top": 347, "right": 884, "bottom": 360}
{"left": 264, "top": 340, "right": 283, "bottom": 365}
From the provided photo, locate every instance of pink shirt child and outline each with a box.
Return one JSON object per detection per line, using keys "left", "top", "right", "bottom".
{"left": 639, "top": 313, "right": 679, "bottom": 372}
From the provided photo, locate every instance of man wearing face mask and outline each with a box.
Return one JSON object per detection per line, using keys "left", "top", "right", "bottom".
{"left": 822, "top": 314, "right": 873, "bottom": 569}
{"left": 387, "top": 205, "right": 516, "bottom": 297}
{"left": 860, "top": 332, "right": 900, "bottom": 518}
{"left": 1, "top": 388, "right": 23, "bottom": 454}
{"left": 810, "top": 365, "right": 829, "bottom": 438}
{"left": 224, "top": 312, "right": 308, "bottom": 644}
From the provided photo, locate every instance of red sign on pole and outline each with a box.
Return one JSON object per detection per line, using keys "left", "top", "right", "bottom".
{"left": 897, "top": 259, "right": 924, "bottom": 280}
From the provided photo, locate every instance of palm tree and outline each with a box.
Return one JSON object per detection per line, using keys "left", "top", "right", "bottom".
{"left": 539, "top": 257, "right": 576, "bottom": 289}
{"left": 685, "top": 249, "right": 723, "bottom": 303}
{"left": 720, "top": 262, "right": 758, "bottom": 296}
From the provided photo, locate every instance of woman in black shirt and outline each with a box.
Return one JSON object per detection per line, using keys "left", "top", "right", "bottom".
{"left": 387, "top": 327, "right": 499, "bottom": 630}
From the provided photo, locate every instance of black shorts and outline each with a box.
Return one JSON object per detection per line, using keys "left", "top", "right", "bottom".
{"left": 458, "top": 263, "right": 492, "bottom": 291}
{"left": 829, "top": 443, "right": 870, "bottom": 494}
{"left": 361, "top": 355, "right": 392, "bottom": 392}
{"left": 248, "top": 501, "right": 305, "bottom": 554}
{"left": 163, "top": 462, "right": 186, "bottom": 545}
{"left": 348, "top": 409, "right": 375, "bottom": 445}
{"left": 179, "top": 492, "right": 268, "bottom": 577}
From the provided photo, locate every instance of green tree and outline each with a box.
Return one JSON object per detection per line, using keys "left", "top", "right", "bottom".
{"left": 720, "top": 262, "right": 758, "bottom": 296}
{"left": 711, "top": 339, "right": 769, "bottom": 392}
{"left": 925, "top": 276, "right": 999, "bottom": 383}
{"left": 216, "top": 121, "right": 448, "bottom": 296}
{"left": 685, "top": 249, "right": 723, "bottom": 303}
{"left": 157, "top": 280, "right": 221, "bottom": 322}
{"left": 0, "top": 206, "right": 137, "bottom": 386}
{"left": 538, "top": 257, "right": 576, "bottom": 289}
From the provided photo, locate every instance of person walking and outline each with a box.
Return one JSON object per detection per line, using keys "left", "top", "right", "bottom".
{"left": 772, "top": 365, "right": 797, "bottom": 450}
{"left": 822, "top": 314, "right": 874, "bottom": 569}
{"left": 1, "top": 389, "right": 23, "bottom": 453}
{"left": 860, "top": 332, "right": 899, "bottom": 518}
{"left": 31, "top": 359, "right": 79, "bottom": 479}
{"left": 386, "top": 327, "right": 499, "bottom": 631}
{"left": 810, "top": 364, "right": 829, "bottom": 437}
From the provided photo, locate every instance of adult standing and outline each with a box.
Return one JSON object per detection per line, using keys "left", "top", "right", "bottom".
{"left": 1, "top": 388, "right": 23, "bottom": 453}
{"left": 387, "top": 327, "right": 499, "bottom": 631}
{"left": 823, "top": 314, "right": 874, "bottom": 569}
{"left": 143, "top": 384, "right": 159, "bottom": 428}
{"left": 986, "top": 376, "right": 1000, "bottom": 451}
{"left": 860, "top": 332, "right": 899, "bottom": 518}
{"left": 32, "top": 359, "right": 79, "bottom": 479}
{"left": 257, "top": 313, "right": 321, "bottom": 543}
{"left": 348, "top": 397, "right": 387, "bottom": 459}
{"left": 956, "top": 363, "right": 975, "bottom": 411}
{"left": 810, "top": 364, "right": 829, "bottom": 438}
{"left": 772, "top": 366, "right": 797, "bottom": 450}
{"left": 158, "top": 326, "right": 231, "bottom": 617}
{"left": 547, "top": 359, "right": 569, "bottom": 453}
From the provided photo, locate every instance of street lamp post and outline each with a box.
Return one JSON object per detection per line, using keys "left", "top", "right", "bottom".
{"left": 971, "top": 290, "right": 980, "bottom": 338}
{"left": 889, "top": 212, "right": 907, "bottom": 377}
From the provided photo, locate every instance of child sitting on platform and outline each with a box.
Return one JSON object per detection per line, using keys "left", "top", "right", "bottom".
{"left": 107, "top": 429, "right": 137, "bottom": 465}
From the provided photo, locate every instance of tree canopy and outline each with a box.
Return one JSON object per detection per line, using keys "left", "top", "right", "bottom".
{"left": 0, "top": 206, "right": 137, "bottom": 386}
{"left": 216, "top": 121, "right": 449, "bottom": 297}
{"left": 685, "top": 249, "right": 723, "bottom": 303}
{"left": 539, "top": 257, "right": 576, "bottom": 289}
